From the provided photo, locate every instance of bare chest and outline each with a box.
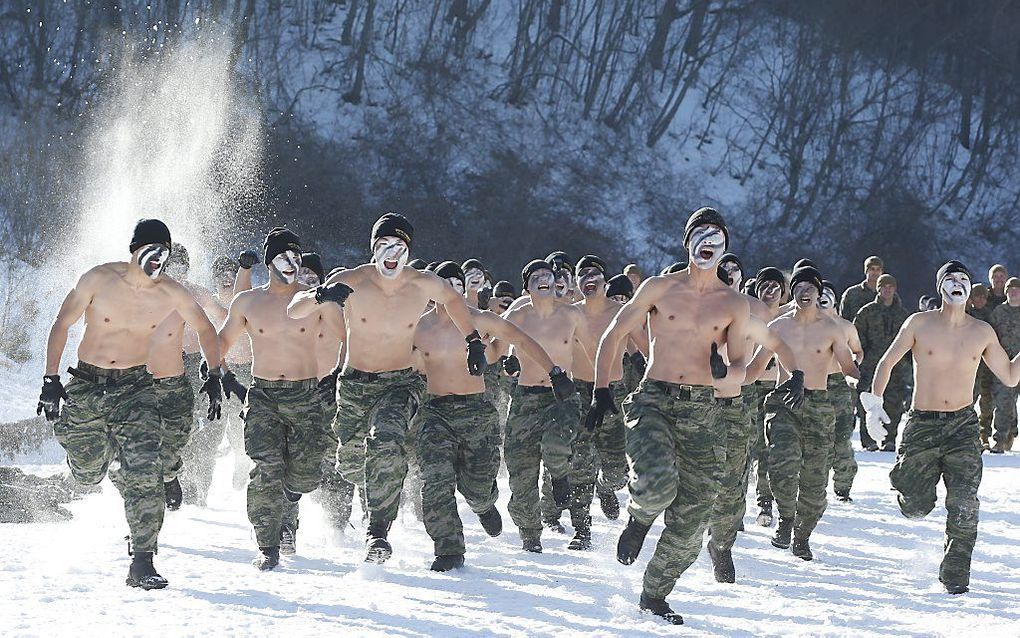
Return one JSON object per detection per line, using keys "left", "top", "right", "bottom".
{"left": 86, "top": 282, "right": 173, "bottom": 336}
{"left": 648, "top": 294, "right": 731, "bottom": 344}
{"left": 246, "top": 294, "right": 321, "bottom": 343}
{"left": 913, "top": 326, "right": 984, "bottom": 370}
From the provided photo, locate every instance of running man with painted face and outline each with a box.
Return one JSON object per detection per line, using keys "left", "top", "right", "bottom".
{"left": 218, "top": 229, "right": 341, "bottom": 570}
{"left": 501, "top": 259, "right": 586, "bottom": 553}
{"left": 745, "top": 266, "right": 859, "bottom": 561}
{"left": 585, "top": 207, "right": 751, "bottom": 625}
{"left": 38, "top": 218, "right": 223, "bottom": 590}
{"left": 412, "top": 261, "right": 561, "bottom": 571}
{"left": 287, "top": 212, "right": 486, "bottom": 564}
{"left": 461, "top": 259, "right": 491, "bottom": 309}
{"left": 818, "top": 280, "right": 864, "bottom": 502}
{"left": 861, "top": 261, "right": 1020, "bottom": 594}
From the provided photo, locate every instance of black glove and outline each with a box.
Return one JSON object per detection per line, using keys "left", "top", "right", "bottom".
{"left": 466, "top": 330, "right": 487, "bottom": 376}
{"left": 315, "top": 281, "right": 354, "bottom": 306}
{"left": 221, "top": 371, "right": 247, "bottom": 403}
{"left": 549, "top": 367, "right": 576, "bottom": 402}
{"left": 238, "top": 250, "right": 258, "bottom": 270}
{"left": 198, "top": 369, "right": 223, "bottom": 421}
{"left": 710, "top": 342, "right": 727, "bottom": 380}
{"left": 36, "top": 375, "right": 68, "bottom": 421}
{"left": 778, "top": 369, "right": 805, "bottom": 410}
{"left": 502, "top": 354, "right": 521, "bottom": 377}
{"left": 317, "top": 369, "right": 338, "bottom": 406}
{"left": 631, "top": 351, "right": 647, "bottom": 376}
{"left": 477, "top": 287, "right": 492, "bottom": 310}
{"left": 584, "top": 387, "right": 618, "bottom": 431}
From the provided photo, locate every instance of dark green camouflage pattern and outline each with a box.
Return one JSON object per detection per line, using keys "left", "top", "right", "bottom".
{"left": 889, "top": 408, "right": 982, "bottom": 587}
{"left": 416, "top": 393, "right": 501, "bottom": 556}
{"left": 153, "top": 374, "right": 195, "bottom": 483}
{"left": 989, "top": 304, "right": 1020, "bottom": 445}
{"left": 622, "top": 380, "right": 724, "bottom": 599}
{"left": 855, "top": 299, "right": 911, "bottom": 445}
{"left": 764, "top": 390, "right": 835, "bottom": 540}
{"left": 751, "top": 380, "right": 774, "bottom": 508}
{"left": 827, "top": 374, "right": 858, "bottom": 495}
{"left": 53, "top": 363, "right": 164, "bottom": 553}
{"left": 708, "top": 392, "right": 755, "bottom": 553}
{"left": 243, "top": 377, "right": 329, "bottom": 547}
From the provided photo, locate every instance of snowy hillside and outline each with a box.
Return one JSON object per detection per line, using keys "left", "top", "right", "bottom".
{"left": 3, "top": 447, "right": 1018, "bottom": 636}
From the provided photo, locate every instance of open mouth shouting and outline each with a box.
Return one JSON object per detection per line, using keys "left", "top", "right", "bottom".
{"left": 688, "top": 225, "right": 726, "bottom": 270}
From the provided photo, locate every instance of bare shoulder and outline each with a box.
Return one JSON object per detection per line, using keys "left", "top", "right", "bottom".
{"left": 77, "top": 263, "right": 120, "bottom": 289}
{"left": 504, "top": 300, "right": 533, "bottom": 321}
{"left": 748, "top": 296, "right": 771, "bottom": 320}
{"left": 559, "top": 302, "right": 586, "bottom": 323}
{"left": 721, "top": 287, "right": 750, "bottom": 316}
{"left": 329, "top": 264, "right": 372, "bottom": 286}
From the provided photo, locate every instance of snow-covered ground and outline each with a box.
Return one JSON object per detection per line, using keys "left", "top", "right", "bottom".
{"left": 3, "top": 445, "right": 1019, "bottom": 637}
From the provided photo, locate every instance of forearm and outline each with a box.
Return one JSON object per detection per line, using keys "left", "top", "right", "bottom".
{"left": 45, "top": 323, "right": 71, "bottom": 376}
{"left": 594, "top": 328, "right": 624, "bottom": 388}
{"left": 197, "top": 326, "right": 222, "bottom": 372}
{"left": 870, "top": 361, "right": 892, "bottom": 396}
{"left": 234, "top": 267, "right": 253, "bottom": 296}
{"left": 286, "top": 290, "right": 320, "bottom": 319}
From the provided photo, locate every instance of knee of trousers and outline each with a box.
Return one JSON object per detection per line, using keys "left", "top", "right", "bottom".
{"left": 629, "top": 473, "right": 678, "bottom": 514}
{"left": 897, "top": 493, "right": 936, "bottom": 519}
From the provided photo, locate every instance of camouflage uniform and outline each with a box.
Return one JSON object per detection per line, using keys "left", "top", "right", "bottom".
{"left": 839, "top": 281, "right": 877, "bottom": 323}
{"left": 332, "top": 368, "right": 424, "bottom": 526}
{"left": 243, "top": 377, "right": 329, "bottom": 548}
{"left": 966, "top": 305, "right": 994, "bottom": 442}
{"left": 622, "top": 381, "right": 724, "bottom": 600}
{"left": 750, "top": 380, "right": 775, "bottom": 509}
{"left": 416, "top": 393, "right": 501, "bottom": 556}
{"left": 622, "top": 352, "right": 643, "bottom": 393}
{"left": 225, "top": 362, "right": 254, "bottom": 489}
{"left": 153, "top": 373, "right": 195, "bottom": 483}
{"left": 827, "top": 374, "right": 858, "bottom": 496}
{"left": 707, "top": 392, "right": 756, "bottom": 553}
{"left": 764, "top": 390, "right": 835, "bottom": 542}
{"left": 53, "top": 363, "right": 164, "bottom": 553}
{"left": 855, "top": 297, "right": 911, "bottom": 446}
{"left": 988, "top": 303, "right": 1020, "bottom": 447}
{"left": 504, "top": 386, "right": 581, "bottom": 538}
{"left": 889, "top": 407, "right": 982, "bottom": 588}
{"left": 179, "top": 352, "right": 226, "bottom": 505}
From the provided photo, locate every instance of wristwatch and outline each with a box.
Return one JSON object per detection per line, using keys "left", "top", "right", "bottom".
{"left": 549, "top": 366, "right": 564, "bottom": 377}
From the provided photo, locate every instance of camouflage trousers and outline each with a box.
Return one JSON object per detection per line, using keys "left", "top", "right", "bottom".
{"left": 243, "top": 377, "right": 329, "bottom": 547}
{"left": 179, "top": 352, "right": 225, "bottom": 505}
{"left": 226, "top": 362, "right": 253, "bottom": 488}
{"left": 990, "top": 379, "right": 1019, "bottom": 446}
{"left": 505, "top": 386, "right": 581, "bottom": 534}
{"left": 623, "top": 380, "right": 724, "bottom": 599}
{"left": 53, "top": 363, "right": 164, "bottom": 553}
{"left": 765, "top": 390, "right": 835, "bottom": 540}
{"left": 973, "top": 364, "right": 993, "bottom": 442}
{"left": 622, "top": 352, "right": 643, "bottom": 394}
{"left": 333, "top": 367, "right": 424, "bottom": 526}
{"left": 416, "top": 393, "right": 501, "bottom": 556}
{"left": 828, "top": 375, "right": 858, "bottom": 495}
{"left": 707, "top": 393, "right": 756, "bottom": 553}
{"left": 542, "top": 380, "right": 629, "bottom": 523}
{"left": 889, "top": 408, "right": 982, "bottom": 587}
{"left": 153, "top": 374, "right": 195, "bottom": 483}
{"left": 750, "top": 380, "right": 774, "bottom": 508}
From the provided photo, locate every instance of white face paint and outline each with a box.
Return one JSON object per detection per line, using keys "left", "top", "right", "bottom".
{"left": 270, "top": 250, "right": 301, "bottom": 284}
{"left": 464, "top": 268, "right": 485, "bottom": 291}
{"left": 297, "top": 267, "right": 321, "bottom": 287}
{"left": 528, "top": 270, "right": 556, "bottom": 298}
{"left": 940, "top": 272, "right": 972, "bottom": 306}
{"left": 721, "top": 261, "right": 742, "bottom": 290}
{"left": 758, "top": 280, "right": 783, "bottom": 305}
{"left": 136, "top": 244, "right": 170, "bottom": 280}
{"left": 554, "top": 269, "right": 574, "bottom": 298}
{"left": 577, "top": 267, "right": 606, "bottom": 298}
{"left": 818, "top": 288, "right": 836, "bottom": 310}
{"left": 688, "top": 225, "right": 726, "bottom": 270}
{"left": 792, "top": 281, "right": 818, "bottom": 308}
{"left": 447, "top": 277, "right": 465, "bottom": 295}
{"left": 373, "top": 238, "right": 409, "bottom": 279}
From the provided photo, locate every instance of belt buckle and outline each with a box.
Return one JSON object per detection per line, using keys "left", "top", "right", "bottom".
{"left": 677, "top": 384, "right": 693, "bottom": 401}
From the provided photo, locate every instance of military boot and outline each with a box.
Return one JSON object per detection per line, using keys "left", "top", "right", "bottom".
{"left": 617, "top": 516, "right": 652, "bottom": 565}
{"left": 126, "top": 552, "right": 168, "bottom": 590}
{"left": 771, "top": 517, "right": 793, "bottom": 549}
{"left": 365, "top": 520, "right": 393, "bottom": 564}
{"left": 639, "top": 592, "right": 683, "bottom": 625}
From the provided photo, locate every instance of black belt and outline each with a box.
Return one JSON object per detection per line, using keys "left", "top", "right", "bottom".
{"left": 428, "top": 393, "right": 483, "bottom": 405}
{"left": 519, "top": 385, "right": 552, "bottom": 395}
{"left": 715, "top": 396, "right": 742, "bottom": 406}
{"left": 341, "top": 367, "right": 414, "bottom": 382}
{"left": 643, "top": 380, "right": 714, "bottom": 403}
{"left": 67, "top": 363, "right": 146, "bottom": 386}
{"left": 911, "top": 407, "right": 974, "bottom": 420}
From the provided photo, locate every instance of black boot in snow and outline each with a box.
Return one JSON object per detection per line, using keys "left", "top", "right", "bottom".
{"left": 617, "top": 516, "right": 652, "bottom": 565}
{"left": 126, "top": 552, "right": 168, "bottom": 590}
{"left": 164, "top": 478, "right": 183, "bottom": 511}
{"left": 756, "top": 502, "right": 774, "bottom": 527}
{"left": 280, "top": 522, "right": 298, "bottom": 556}
{"left": 430, "top": 554, "right": 465, "bottom": 572}
{"left": 639, "top": 592, "right": 683, "bottom": 625}
{"left": 520, "top": 528, "right": 543, "bottom": 553}
{"left": 254, "top": 546, "right": 280, "bottom": 571}
{"left": 771, "top": 517, "right": 793, "bottom": 549}
{"left": 791, "top": 537, "right": 813, "bottom": 561}
{"left": 365, "top": 520, "right": 393, "bottom": 564}
{"left": 597, "top": 489, "right": 620, "bottom": 520}
{"left": 477, "top": 506, "right": 503, "bottom": 537}
{"left": 708, "top": 542, "right": 735, "bottom": 583}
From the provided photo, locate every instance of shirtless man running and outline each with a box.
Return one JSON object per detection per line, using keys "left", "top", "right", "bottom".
{"left": 287, "top": 212, "right": 485, "bottom": 563}
{"left": 585, "top": 208, "right": 750, "bottom": 625}
{"left": 38, "top": 218, "right": 222, "bottom": 590}
{"left": 818, "top": 280, "right": 864, "bottom": 502}
{"left": 218, "top": 228, "right": 341, "bottom": 570}
{"left": 413, "top": 261, "right": 560, "bottom": 571}
{"left": 501, "top": 259, "right": 585, "bottom": 553}
{"left": 745, "top": 266, "right": 859, "bottom": 561}
{"left": 862, "top": 261, "right": 1020, "bottom": 594}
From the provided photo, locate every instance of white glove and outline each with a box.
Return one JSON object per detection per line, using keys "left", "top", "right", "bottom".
{"left": 859, "top": 391, "right": 890, "bottom": 444}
